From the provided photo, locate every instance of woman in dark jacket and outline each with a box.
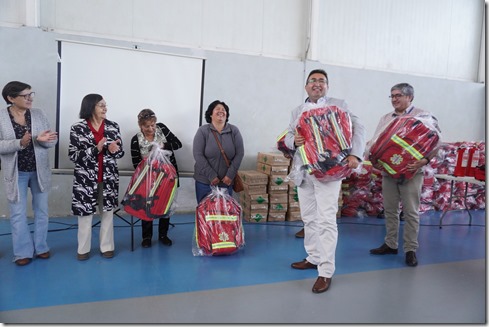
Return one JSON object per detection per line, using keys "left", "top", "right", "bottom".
{"left": 130, "top": 109, "right": 182, "bottom": 248}
{"left": 69, "top": 94, "right": 124, "bottom": 260}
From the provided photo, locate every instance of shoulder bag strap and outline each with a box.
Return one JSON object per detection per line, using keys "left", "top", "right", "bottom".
{"left": 211, "top": 130, "right": 230, "bottom": 167}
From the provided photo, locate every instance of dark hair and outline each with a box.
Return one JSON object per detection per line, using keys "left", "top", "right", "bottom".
{"left": 391, "top": 83, "right": 414, "bottom": 100}
{"left": 306, "top": 69, "right": 329, "bottom": 85}
{"left": 79, "top": 94, "right": 103, "bottom": 119}
{"left": 137, "top": 108, "right": 157, "bottom": 124}
{"left": 205, "top": 100, "right": 230, "bottom": 123}
{"left": 2, "top": 81, "right": 31, "bottom": 104}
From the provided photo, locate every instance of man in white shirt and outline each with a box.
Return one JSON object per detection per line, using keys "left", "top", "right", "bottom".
{"left": 284, "top": 69, "right": 366, "bottom": 293}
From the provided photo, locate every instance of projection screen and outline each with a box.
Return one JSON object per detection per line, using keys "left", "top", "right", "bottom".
{"left": 56, "top": 41, "right": 204, "bottom": 173}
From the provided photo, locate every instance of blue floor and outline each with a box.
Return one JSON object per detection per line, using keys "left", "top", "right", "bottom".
{"left": 0, "top": 209, "right": 485, "bottom": 312}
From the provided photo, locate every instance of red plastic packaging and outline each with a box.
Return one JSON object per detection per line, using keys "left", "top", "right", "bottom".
{"left": 369, "top": 115, "right": 440, "bottom": 181}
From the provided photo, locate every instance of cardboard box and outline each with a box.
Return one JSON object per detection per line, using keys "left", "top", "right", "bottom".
{"left": 240, "top": 201, "right": 269, "bottom": 211}
{"left": 269, "top": 173, "right": 288, "bottom": 186}
{"left": 286, "top": 210, "right": 302, "bottom": 221}
{"left": 288, "top": 199, "right": 300, "bottom": 209}
{"left": 268, "top": 211, "right": 286, "bottom": 222}
{"left": 243, "top": 183, "right": 268, "bottom": 194}
{"left": 240, "top": 193, "right": 268, "bottom": 204}
{"left": 257, "top": 152, "right": 290, "bottom": 165}
{"left": 288, "top": 192, "right": 299, "bottom": 202}
{"left": 269, "top": 193, "right": 288, "bottom": 203}
{"left": 242, "top": 209, "right": 268, "bottom": 223}
{"left": 238, "top": 170, "right": 268, "bottom": 185}
{"left": 256, "top": 163, "right": 289, "bottom": 175}
{"left": 268, "top": 183, "right": 288, "bottom": 193}
{"left": 288, "top": 182, "right": 298, "bottom": 194}
{"left": 269, "top": 202, "right": 287, "bottom": 211}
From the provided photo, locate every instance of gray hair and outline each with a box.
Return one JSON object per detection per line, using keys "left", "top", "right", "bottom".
{"left": 391, "top": 83, "right": 414, "bottom": 100}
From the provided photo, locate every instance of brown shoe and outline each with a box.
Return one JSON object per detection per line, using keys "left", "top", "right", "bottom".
{"left": 312, "top": 276, "right": 332, "bottom": 293}
{"left": 36, "top": 251, "right": 50, "bottom": 259}
{"left": 370, "top": 243, "right": 398, "bottom": 255}
{"left": 15, "top": 258, "right": 32, "bottom": 266}
{"left": 101, "top": 251, "right": 114, "bottom": 259}
{"left": 291, "top": 259, "right": 317, "bottom": 270}
{"left": 295, "top": 228, "right": 305, "bottom": 238}
{"left": 77, "top": 252, "right": 90, "bottom": 261}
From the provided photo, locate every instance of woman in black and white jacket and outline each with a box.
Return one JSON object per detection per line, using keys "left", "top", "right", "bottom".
{"left": 69, "top": 94, "right": 124, "bottom": 261}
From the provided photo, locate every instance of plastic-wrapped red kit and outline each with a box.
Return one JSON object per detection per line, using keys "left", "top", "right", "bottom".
{"left": 276, "top": 129, "right": 296, "bottom": 159}
{"left": 368, "top": 115, "right": 440, "bottom": 181}
{"left": 295, "top": 105, "right": 353, "bottom": 181}
{"left": 122, "top": 149, "right": 178, "bottom": 221}
{"left": 193, "top": 187, "right": 245, "bottom": 256}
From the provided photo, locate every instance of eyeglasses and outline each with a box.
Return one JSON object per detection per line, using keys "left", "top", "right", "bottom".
{"left": 389, "top": 94, "right": 405, "bottom": 99}
{"left": 307, "top": 78, "right": 327, "bottom": 85}
{"left": 16, "top": 92, "right": 35, "bottom": 100}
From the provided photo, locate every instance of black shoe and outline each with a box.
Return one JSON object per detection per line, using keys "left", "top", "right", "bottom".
{"left": 159, "top": 236, "right": 172, "bottom": 246}
{"left": 141, "top": 238, "right": 152, "bottom": 248}
{"left": 405, "top": 251, "right": 418, "bottom": 266}
{"left": 370, "top": 243, "right": 398, "bottom": 255}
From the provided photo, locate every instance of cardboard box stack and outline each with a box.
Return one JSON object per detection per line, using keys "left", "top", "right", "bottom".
{"left": 238, "top": 170, "right": 269, "bottom": 222}
{"left": 287, "top": 183, "right": 302, "bottom": 221}
{"left": 256, "top": 152, "right": 290, "bottom": 222}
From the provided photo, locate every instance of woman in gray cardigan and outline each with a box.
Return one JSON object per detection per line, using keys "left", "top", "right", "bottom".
{"left": 0, "top": 81, "right": 58, "bottom": 266}
{"left": 192, "top": 100, "right": 244, "bottom": 203}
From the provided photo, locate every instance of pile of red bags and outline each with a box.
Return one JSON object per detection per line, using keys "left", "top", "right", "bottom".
{"left": 340, "top": 141, "right": 485, "bottom": 217}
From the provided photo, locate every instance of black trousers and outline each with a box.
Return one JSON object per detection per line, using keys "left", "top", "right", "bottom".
{"left": 141, "top": 217, "right": 170, "bottom": 240}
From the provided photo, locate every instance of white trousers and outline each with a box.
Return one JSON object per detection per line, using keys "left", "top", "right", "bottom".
{"left": 298, "top": 175, "right": 342, "bottom": 278}
{"left": 77, "top": 183, "right": 115, "bottom": 254}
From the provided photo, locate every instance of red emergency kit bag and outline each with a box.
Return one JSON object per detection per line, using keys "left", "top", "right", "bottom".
{"left": 474, "top": 164, "right": 485, "bottom": 181}
{"left": 368, "top": 115, "right": 440, "bottom": 182}
{"left": 276, "top": 129, "right": 296, "bottom": 159}
{"left": 295, "top": 105, "right": 353, "bottom": 181}
{"left": 193, "top": 187, "right": 245, "bottom": 256}
{"left": 122, "top": 148, "right": 178, "bottom": 221}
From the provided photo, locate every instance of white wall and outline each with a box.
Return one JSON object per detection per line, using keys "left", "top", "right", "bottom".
{"left": 37, "top": 0, "right": 309, "bottom": 59}
{"left": 34, "top": 0, "right": 487, "bottom": 82}
{"left": 0, "top": 26, "right": 485, "bottom": 217}
{"left": 314, "top": 0, "right": 484, "bottom": 81}
{"left": 0, "top": 0, "right": 485, "bottom": 217}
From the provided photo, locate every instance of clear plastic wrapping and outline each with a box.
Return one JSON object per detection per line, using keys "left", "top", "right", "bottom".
{"left": 193, "top": 187, "right": 245, "bottom": 256}
{"left": 368, "top": 115, "right": 440, "bottom": 181}
{"left": 122, "top": 144, "right": 178, "bottom": 221}
{"left": 288, "top": 104, "right": 355, "bottom": 182}
{"left": 276, "top": 128, "right": 295, "bottom": 159}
